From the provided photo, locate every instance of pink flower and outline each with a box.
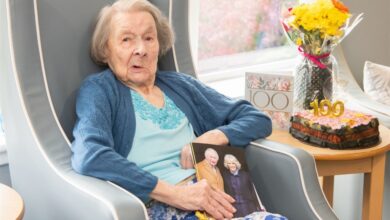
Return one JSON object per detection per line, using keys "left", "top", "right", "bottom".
{"left": 278, "top": 79, "right": 291, "bottom": 91}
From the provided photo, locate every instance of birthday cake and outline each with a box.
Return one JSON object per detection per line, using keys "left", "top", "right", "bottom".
{"left": 290, "top": 109, "right": 380, "bottom": 149}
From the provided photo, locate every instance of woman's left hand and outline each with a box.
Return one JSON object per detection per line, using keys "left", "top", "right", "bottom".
{"left": 193, "top": 129, "right": 229, "bottom": 145}
{"left": 180, "top": 144, "right": 194, "bottom": 169}
{"left": 181, "top": 129, "right": 229, "bottom": 169}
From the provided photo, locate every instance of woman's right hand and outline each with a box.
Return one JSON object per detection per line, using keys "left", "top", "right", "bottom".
{"left": 175, "top": 179, "right": 236, "bottom": 219}
{"left": 150, "top": 179, "right": 236, "bottom": 219}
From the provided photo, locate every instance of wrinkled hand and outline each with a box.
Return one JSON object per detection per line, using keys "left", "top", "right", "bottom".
{"left": 180, "top": 144, "right": 194, "bottom": 169}
{"left": 174, "top": 179, "right": 236, "bottom": 219}
{"left": 192, "top": 129, "right": 229, "bottom": 146}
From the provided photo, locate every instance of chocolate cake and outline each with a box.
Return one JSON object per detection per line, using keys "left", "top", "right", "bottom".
{"left": 289, "top": 109, "right": 380, "bottom": 149}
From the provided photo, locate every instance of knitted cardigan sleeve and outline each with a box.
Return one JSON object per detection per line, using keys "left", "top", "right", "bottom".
{"left": 159, "top": 72, "right": 272, "bottom": 147}
{"left": 71, "top": 75, "right": 158, "bottom": 203}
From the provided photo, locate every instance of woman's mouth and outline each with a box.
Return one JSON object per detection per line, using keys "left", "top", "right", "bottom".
{"left": 132, "top": 64, "right": 142, "bottom": 69}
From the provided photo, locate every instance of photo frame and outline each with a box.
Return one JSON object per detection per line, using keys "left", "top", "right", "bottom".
{"left": 191, "top": 143, "right": 265, "bottom": 218}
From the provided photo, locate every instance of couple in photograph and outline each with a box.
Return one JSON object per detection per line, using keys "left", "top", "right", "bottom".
{"left": 196, "top": 148, "right": 261, "bottom": 217}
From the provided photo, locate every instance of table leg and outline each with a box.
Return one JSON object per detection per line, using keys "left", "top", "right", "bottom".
{"left": 322, "top": 176, "right": 334, "bottom": 206}
{"left": 362, "top": 153, "right": 386, "bottom": 220}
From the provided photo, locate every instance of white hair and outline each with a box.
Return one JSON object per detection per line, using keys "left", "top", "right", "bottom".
{"left": 223, "top": 154, "right": 241, "bottom": 170}
{"left": 90, "top": 0, "right": 175, "bottom": 65}
{"left": 204, "top": 148, "right": 219, "bottom": 160}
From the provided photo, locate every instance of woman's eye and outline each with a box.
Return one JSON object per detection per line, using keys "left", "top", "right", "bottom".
{"left": 123, "top": 38, "right": 130, "bottom": 42}
{"left": 145, "top": 36, "right": 153, "bottom": 41}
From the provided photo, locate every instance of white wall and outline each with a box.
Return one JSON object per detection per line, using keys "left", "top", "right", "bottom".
{"left": 342, "top": 0, "right": 390, "bottom": 87}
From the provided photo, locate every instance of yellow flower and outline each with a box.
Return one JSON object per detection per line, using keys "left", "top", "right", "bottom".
{"left": 290, "top": 0, "right": 350, "bottom": 37}
{"left": 296, "top": 38, "right": 303, "bottom": 46}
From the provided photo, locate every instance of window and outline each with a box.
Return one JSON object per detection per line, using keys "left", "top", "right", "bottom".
{"left": 191, "top": 0, "right": 298, "bottom": 89}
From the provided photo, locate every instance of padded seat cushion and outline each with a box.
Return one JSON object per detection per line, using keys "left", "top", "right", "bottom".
{"left": 363, "top": 61, "right": 390, "bottom": 106}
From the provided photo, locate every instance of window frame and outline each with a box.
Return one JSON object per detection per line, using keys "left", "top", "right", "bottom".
{"left": 189, "top": 0, "right": 298, "bottom": 97}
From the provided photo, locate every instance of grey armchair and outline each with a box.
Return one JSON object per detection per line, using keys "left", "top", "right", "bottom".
{"left": 333, "top": 47, "right": 390, "bottom": 128}
{"left": 0, "top": 0, "right": 336, "bottom": 219}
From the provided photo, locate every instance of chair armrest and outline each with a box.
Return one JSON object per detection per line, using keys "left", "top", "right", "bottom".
{"left": 62, "top": 171, "right": 148, "bottom": 220}
{"left": 246, "top": 139, "right": 338, "bottom": 220}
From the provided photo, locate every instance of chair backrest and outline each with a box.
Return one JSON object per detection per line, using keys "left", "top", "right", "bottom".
{"left": 2, "top": 1, "right": 195, "bottom": 219}
{"left": 35, "top": 0, "right": 196, "bottom": 141}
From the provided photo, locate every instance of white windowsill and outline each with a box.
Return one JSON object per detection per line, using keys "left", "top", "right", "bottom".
{"left": 200, "top": 57, "right": 297, "bottom": 99}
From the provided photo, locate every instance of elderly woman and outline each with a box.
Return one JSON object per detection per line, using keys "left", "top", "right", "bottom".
{"left": 223, "top": 154, "right": 262, "bottom": 218}
{"left": 223, "top": 155, "right": 287, "bottom": 219}
{"left": 71, "top": 0, "right": 272, "bottom": 219}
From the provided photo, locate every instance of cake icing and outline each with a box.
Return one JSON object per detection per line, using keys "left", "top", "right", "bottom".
{"left": 290, "top": 109, "right": 380, "bottom": 149}
{"left": 295, "top": 109, "right": 374, "bottom": 130}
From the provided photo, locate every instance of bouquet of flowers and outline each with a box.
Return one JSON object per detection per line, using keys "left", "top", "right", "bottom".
{"left": 281, "top": 0, "right": 363, "bottom": 110}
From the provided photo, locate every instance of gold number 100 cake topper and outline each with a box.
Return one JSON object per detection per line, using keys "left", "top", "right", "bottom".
{"left": 310, "top": 99, "right": 344, "bottom": 117}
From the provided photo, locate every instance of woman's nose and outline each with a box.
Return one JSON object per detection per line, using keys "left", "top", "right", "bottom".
{"left": 133, "top": 40, "right": 146, "bottom": 56}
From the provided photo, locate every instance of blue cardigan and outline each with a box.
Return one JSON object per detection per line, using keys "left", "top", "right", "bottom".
{"left": 71, "top": 69, "right": 272, "bottom": 202}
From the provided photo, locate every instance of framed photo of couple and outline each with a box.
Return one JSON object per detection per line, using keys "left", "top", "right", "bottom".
{"left": 191, "top": 143, "right": 265, "bottom": 218}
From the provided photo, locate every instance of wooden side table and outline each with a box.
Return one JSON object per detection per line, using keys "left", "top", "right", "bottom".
{"left": 268, "top": 125, "right": 390, "bottom": 220}
{"left": 0, "top": 184, "right": 24, "bottom": 220}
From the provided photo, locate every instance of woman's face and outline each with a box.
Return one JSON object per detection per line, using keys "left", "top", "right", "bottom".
{"left": 106, "top": 10, "right": 159, "bottom": 88}
{"left": 226, "top": 161, "right": 237, "bottom": 173}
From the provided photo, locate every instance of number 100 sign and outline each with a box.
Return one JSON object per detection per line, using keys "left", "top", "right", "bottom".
{"left": 247, "top": 89, "right": 293, "bottom": 112}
